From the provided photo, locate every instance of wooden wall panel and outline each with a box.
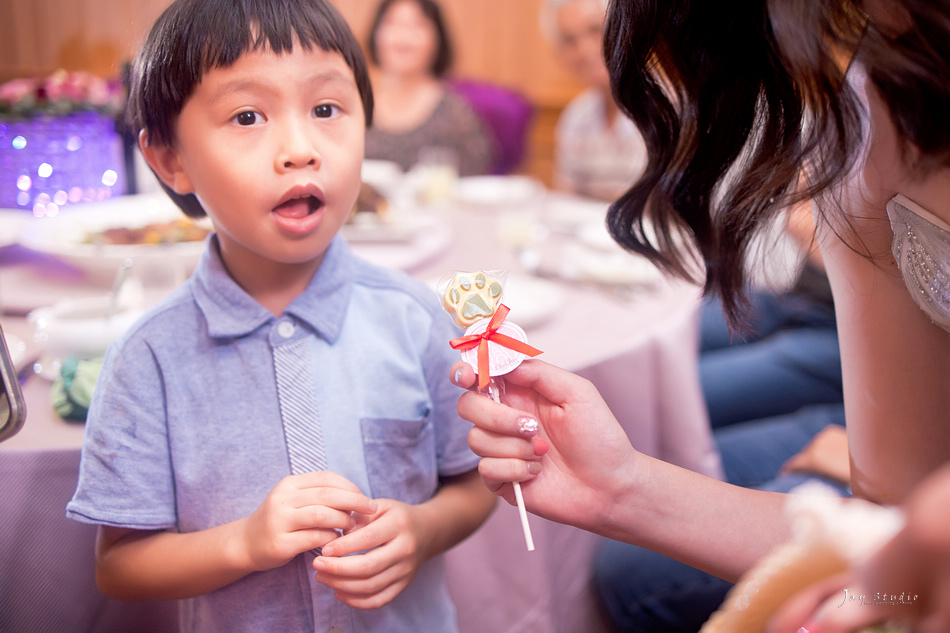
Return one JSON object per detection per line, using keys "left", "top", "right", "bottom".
{"left": 0, "top": 0, "right": 587, "bottom": 183}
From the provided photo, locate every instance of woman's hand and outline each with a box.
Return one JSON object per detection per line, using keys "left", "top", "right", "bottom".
{"left": 240, "top": 471, "right": 377, "bottom": 572}
{"left": 769, "top": 465, "right": 950, "bottom": 633}
{"left": 452, "top": 359, "right": 639, "bottom": 534}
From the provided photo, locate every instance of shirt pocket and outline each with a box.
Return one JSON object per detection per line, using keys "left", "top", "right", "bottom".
{"left": 360, "top": 416, "right": 437, "bottom": 505}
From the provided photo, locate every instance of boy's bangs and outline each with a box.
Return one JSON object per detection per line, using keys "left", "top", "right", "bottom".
{"left": 199, "top": 0, "right": 354, "bottom": 72}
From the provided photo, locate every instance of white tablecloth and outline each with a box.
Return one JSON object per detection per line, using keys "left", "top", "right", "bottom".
{"left": 0, "top": 190, "right": 720, "bottom": 633}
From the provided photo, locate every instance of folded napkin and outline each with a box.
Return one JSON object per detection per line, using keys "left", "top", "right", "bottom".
{"left": 51, "top": 356, "right": 103, "bottom": 422}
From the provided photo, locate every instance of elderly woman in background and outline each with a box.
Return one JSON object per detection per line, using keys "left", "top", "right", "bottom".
{"left": 364, "top": 0, "right": 494, "bottom": 176}
{"left": 542, "top": 0, "right": 646, "bottom": 200}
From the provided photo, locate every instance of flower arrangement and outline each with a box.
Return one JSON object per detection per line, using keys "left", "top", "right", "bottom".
{"left": 0, "top": 69, "right": 125, "bottom": 119}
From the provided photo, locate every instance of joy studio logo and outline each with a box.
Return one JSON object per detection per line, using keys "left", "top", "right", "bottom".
{"left": 839, "top": 589, "right": 919, "bottom": 608}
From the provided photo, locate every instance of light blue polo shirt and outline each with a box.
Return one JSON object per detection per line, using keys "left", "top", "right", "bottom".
{"left": 67, "top": 234, "right": 478, "bottom": 633}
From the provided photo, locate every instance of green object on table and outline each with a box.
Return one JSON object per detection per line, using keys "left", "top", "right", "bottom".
{"left": 51, "top": 356, "right": 103, "bottom": 422}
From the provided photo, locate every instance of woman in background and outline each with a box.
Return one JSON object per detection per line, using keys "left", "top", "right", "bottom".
{"left": 365, "top": 0, "right": 494, "bottom": 176}
{"left": 541, "top": 0, "right": 646, "bottom": 200}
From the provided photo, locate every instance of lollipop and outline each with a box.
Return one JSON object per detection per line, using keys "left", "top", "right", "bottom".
{"left": 440, "top": 270, "right": 504, "bottom": 329}
{"left": 439, "top": 270, "right": 543, "bottom": 550}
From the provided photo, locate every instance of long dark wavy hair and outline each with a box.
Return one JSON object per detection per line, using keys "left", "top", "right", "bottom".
{"left": 603, "top": 0, "right": 950, "bottom": 329}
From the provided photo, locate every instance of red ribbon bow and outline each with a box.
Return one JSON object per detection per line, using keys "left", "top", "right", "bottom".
{"left": 449, "top": 304, "right": 543, "bottom": 390}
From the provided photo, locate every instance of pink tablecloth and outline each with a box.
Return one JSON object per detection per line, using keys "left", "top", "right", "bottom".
{"left": 0, "top": 192, "right": 720, "bottom": 633}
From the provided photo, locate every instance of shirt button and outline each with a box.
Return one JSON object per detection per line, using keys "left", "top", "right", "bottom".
{"left": 277, "top": 320, "right": 295, "bottom": 339}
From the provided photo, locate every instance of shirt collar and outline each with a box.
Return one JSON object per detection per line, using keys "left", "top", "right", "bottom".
{"left": 193, "top": 234, "right": 353, "bottom": 343}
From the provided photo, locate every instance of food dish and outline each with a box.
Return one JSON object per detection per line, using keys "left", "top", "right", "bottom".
{"left": 453, "top": 175, "right": 543, "bottom": 207}
{"left": 19, "top": 194, "right": 209, "bottom": 281}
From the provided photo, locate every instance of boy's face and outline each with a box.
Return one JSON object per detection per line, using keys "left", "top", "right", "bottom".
{"left": 147, "top": 45, "right": 365, "bottom": 279}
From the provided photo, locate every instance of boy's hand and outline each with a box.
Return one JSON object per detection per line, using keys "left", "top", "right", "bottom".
{"left": 240, "top": 471, "right": 377, "bottom": 572}
{"left": 312, "top": 499, "right": 427, "bottom": 609}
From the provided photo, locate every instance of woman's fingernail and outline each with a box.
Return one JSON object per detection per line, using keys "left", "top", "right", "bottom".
{"left": 453, "top": 368, "right": 463, "bottom": 384}
{"left": 527, "top": 461, "right": 542, "bottom": 475}
{"left": 517, "top": 416, "right": 539, "bottom": 436}
{"left": 534, "top": 437, "right": 549, "bottom": 456}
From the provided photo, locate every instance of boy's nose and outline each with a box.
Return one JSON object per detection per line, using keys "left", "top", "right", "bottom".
{"left": 277, "top": 125, "right": 322, "bottom": 171}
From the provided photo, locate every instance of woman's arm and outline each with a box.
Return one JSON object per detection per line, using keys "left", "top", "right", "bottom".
{"left": 818, "top": 78, "right": 950, "bottom": 504}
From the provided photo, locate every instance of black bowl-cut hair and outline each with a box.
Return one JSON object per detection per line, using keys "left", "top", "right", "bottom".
{"left": 128, "top": 0, "right": 374, "bottom": 218}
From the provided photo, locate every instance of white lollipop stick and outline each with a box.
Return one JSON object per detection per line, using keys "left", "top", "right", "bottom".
{"left": 487, "top": 380, "right": 535, "bottom": 551}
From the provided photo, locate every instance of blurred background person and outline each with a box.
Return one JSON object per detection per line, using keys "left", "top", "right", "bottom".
{"left": 700, "top": 201, "right": 841, "bottom": 431}
{"left": 364, "top": 0, "right": 495, "bottom": 177}
{"left": 541, "top": 0, "right": 646, "bottom": 200}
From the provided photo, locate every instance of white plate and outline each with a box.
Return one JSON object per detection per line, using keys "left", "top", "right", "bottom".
{"left": 351, "top": 217, "right": 452, "bottom": 271}
{"left": 3, "top": 332, "right": 26, "bottom": 367}
{"left": 341, "top": 214, "right": 430, "bottom": 244}
{"left": 454, "top": 176, "right": 543, "bottom": 206}
{"left": 19, "top": 193, "right": 208, "bottom": 281}
{"left": 578, "top": 221, "right": 617, "bottom": 251}
{"left": 544, "top": 195, "right": 610, "bottom": 230}
{"left": 563, "top": 242, "right": 663, "bottom": 286}
{"left": 500, "top": 274, "right": 565, "bottom": 329}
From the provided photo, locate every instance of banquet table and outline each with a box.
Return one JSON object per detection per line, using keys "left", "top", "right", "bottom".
{"left": 0, "top": 182, "right": 721, "bottom": 633}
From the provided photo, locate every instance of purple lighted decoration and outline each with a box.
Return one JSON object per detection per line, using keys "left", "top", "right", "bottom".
{"left": 0, "top": 112, "right": 126, "bottom": 215}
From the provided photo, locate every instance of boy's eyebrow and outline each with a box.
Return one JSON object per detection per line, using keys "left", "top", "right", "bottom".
{"left": 209, "top": 68, "right": 356, "bottom": 104}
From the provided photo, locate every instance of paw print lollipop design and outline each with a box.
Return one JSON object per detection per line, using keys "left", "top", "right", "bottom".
{"left": 439, "top": 270, "right": 543, "bottom": 551}
{"left": 441, "top": 271, "right": 504, "bottom": 329}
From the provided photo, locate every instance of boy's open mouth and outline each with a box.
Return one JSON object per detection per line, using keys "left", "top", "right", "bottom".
{"left": 273, "top": 194, "right": 323, "bottom": 218}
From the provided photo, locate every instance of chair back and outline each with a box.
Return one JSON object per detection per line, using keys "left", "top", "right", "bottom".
{"left": 449, "top": 79, "right": 533, "bottom": 175}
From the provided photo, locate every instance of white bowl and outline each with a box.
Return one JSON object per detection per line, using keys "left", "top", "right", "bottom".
{"left": 29, "top": 295, "right": 143, "bottom": 360}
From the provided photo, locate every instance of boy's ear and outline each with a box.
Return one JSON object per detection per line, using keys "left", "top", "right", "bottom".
{"left": 139, "top": 130, "right": 195, "bottom": 195}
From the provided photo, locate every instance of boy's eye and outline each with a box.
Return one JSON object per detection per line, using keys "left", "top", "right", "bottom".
{"left": 313, "top": 104, "right": 337, "bottom": 119}
{"left": 234, "top": 111, "right": 259, "bottom": 126}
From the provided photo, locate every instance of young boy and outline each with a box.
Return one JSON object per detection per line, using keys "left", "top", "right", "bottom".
{"left": 65, "top": 1, "right": 495, "bottom": 631}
